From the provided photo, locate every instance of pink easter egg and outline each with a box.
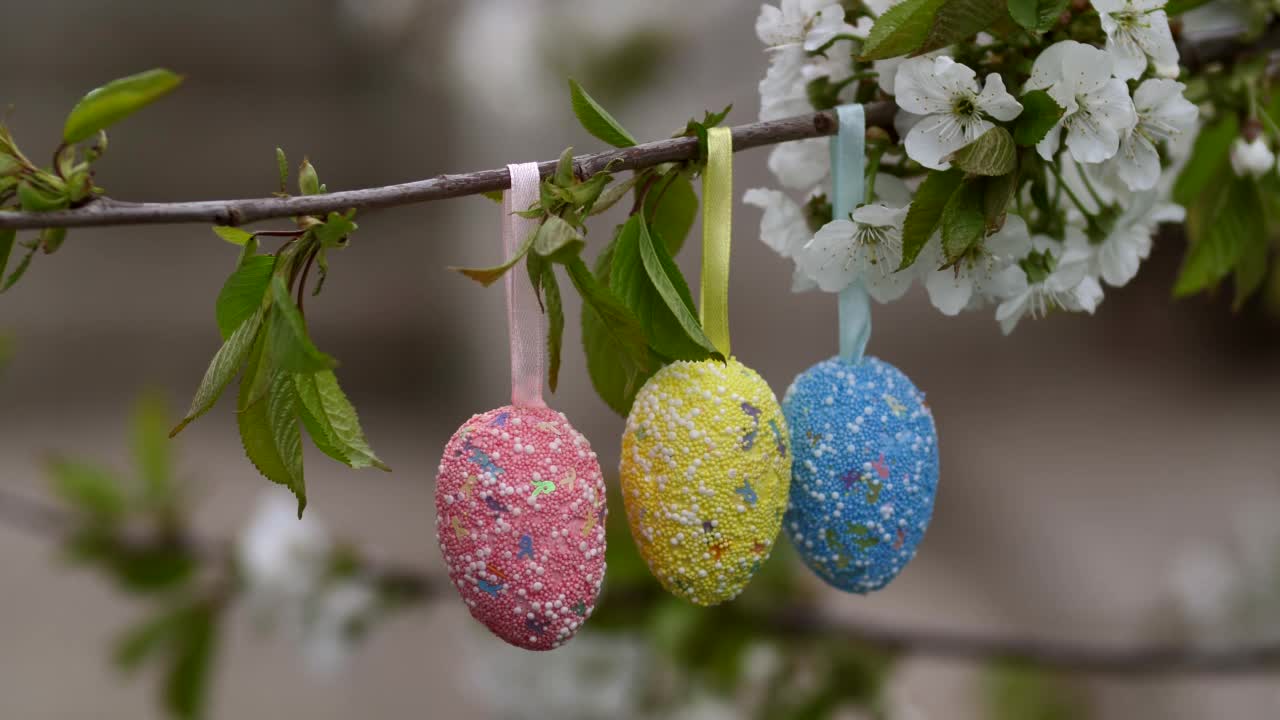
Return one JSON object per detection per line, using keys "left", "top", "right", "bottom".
{"left": 434, "top": 405, "right": 607, "bottom": 650}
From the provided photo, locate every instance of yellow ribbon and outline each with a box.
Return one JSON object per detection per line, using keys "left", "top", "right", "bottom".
{"left": 699, "top": 127, "right": 732, "bottom": 358}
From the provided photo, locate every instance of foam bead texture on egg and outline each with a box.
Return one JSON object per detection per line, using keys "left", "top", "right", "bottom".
{"left": 783, "top": 356, "right": 938, "bottom": 593}
{"left": 620, "top": 358, "right": 791, "bottom": 606}
{"left": 435, "top": 405, "right": 607, "bottom": 650}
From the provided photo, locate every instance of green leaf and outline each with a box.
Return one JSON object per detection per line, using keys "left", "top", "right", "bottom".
{"left": 1174, "top": 113, "right": 1239, "bottom": 206}
{"left": 1175, "top": 175, "right": 1262, "bottom": 296}
{"left": 611, "top": 216, "right": 716, "bottom": 361}
{"left": 451, "top": 230, "right": 535, "bottom": 286}
{"left": 863, "top": 0, "right": 1006, "bottom": 60}
{"left": 163, "top": 603, "right": 218, "bottom": 720}
{"left": 215, "top": 255, "right": 274, "bottom": 340}
{"left": 985, "top": 663, "right": 1079, "bottom": 720}
{"left": 951, "top": 126, "right": 1016, "bottom": 176}
{"left": 314, "top": 211, "right": 357, "bottom": 248}
{"left": 0, "top": 229, "right": 13, "bottom": 278}
{"left": 275, "top": 148, "right": 289, "bottom": 193}
{"left": 568, "top": 79, "right": 638, "bottom": 148}
{"left": 294, "top": 370, "right": 389, "bottom": 471}
{"left": 114, "top": 609, "right": 182, "bottom": 671}
{"left": 266, "top": 276, "right": 337, "bottom": 374}
{"left": 132, "top": 392, "right": 173, "bottom": 505}
{"left": 570, "top": 251, "right": 652, "bottom": 415}
{"left": 1008, "top": 0, "right": 1068, "bottom": 32}
{"left": 635, "top": 218, "right": 719, "bottom": 358}
{"left": 40, "top": 227, "right": 67, "bottom": 254}
{"left": 107, "top": 545, "right": 196, "bottom": 593}
{"left": 554, "top": 146, "right": 576, "bottom": 187}
{"left": 983, "top": 171, "right": 1018, "bottom": 232}
{"left": 238, "top": 337, "right": 306, "bottom": 514}
{"left": 171, "top": 308, "right": 264, "bottom": 438}
{"left": 63, "top": 69, "right": 182, "bottom": 144}
{"left": 211, "top": 226, "right": 253, "bottom": 246}
{"left": 1, "top": 241, "right": 38, "bottom": 291}
{"left": 900, "top": 169, "right": 963, "bottom": 269}
{"left": 46, "top": 458, "right": 127, "bottom": 520}
{"left": 1165, "top": 0, "right": 1213, "bottom": 14}
{"left": 590, "top": 173, "right": 642, "bottom": 216}
{"left": 542, "top": 264, "right": 565, "bottom": 392}
{"left": 1014, "top": 90, "right": 1065, "bottom": 146}
{"left": 18, "top": 178, "right": 69, "bottom": 211}
{"left": 533, "top": 215, "right": 584, "bottom": 258}
{"left": 645, "top": 171, "right": 698, "bottom": 255}
{"left": 1234, "top": 232, "right": 1269, "bottom": 310}
{"left": 940, "top": 179, "right": 987, "bottom": 262}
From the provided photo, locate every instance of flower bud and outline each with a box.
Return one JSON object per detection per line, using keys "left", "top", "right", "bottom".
{"left": 1230, "top": 137, "right": 1275, "bottom": 178}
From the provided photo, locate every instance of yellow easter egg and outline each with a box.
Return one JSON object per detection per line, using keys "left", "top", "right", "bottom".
{"left": 620, "top": 357, "right": 791, "bottom": 605}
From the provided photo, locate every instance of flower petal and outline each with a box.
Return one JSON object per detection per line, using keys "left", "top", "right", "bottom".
{"left": 796, "top": 219, "right": 859, "bottom": 292}
{"left": 905, "top": 115, "right": 983, "bottom": 170}
{"left": 768, "top": 138, "right": 830, "bottom": 189}
{"left": 977, "top": 73, "right": 1022, "bottom": 121}
{"left": 744, "top": 188, "right": 809, "bottom": 258}
{"left": 925, "top": 268, "right": 974, "bottom": 315}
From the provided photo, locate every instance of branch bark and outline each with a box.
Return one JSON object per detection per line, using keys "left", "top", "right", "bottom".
{"left": 0, "top": 106, "right": 893, "bottom": 231}
{"left": 0, "top": 20, "right": 1274, "bottom": 232}
{"left": 1, "top": 484, "right": 1275, "bottom": 676}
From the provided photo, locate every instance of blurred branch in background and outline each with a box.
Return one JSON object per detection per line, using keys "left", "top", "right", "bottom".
{"left": 2, "top": 466, "right": 1279, "bottom": 678}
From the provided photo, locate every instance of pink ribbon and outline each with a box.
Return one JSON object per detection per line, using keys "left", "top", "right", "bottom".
{"left": 503, "top": 163, "right": 545, "bottom": 408}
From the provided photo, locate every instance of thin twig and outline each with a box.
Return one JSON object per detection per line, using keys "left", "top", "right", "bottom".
{"left": 0, "top": 21, "right": 1274, "bottom": 232}
{"left": 0, "top": 109, "right": 874, "bottom": 231}
{"left": 0, "top": 483, "right": 1276, "bottom": 676}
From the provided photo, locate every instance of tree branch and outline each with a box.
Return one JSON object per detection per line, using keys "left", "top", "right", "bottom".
{"left": 0, "top": 21, "right": 1273, "bottom": 232}
{"left": 0, "top": 483, "right": 1275, "bottom": 676}
{"left": 0, "top": 108, "right": 891, "bottom": 231}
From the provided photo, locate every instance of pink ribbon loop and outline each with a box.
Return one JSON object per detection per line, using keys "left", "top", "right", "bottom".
{"left": 503, "top": 163, "right": 545, "bottom": 408}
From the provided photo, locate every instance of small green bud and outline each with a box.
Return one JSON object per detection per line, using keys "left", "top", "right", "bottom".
{"left": 40, "top": 227, "right": 67, "bottom": 254}
{"left": 298, "top": 158, "right": 321, "bottom": 196}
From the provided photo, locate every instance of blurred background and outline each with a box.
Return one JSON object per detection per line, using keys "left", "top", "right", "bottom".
{"left": 2, "top": 1, "right": 1280, "bottom": 718}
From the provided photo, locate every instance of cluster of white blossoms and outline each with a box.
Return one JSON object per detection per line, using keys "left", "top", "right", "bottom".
{"left": 747, "top": 0, "right": 1200, "bottom": 333}
{"left": 238, "top": 491, "right": 379, "bottom": 675}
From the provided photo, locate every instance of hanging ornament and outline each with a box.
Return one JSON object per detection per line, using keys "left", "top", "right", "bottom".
{"left": 782, "top": 105, "right": 940, "bottom": 593}
{"left": 620, "top": 128, "right": 791, "bottom": 606}
{"left": 434, "top": 163, "right": 606, "bottom": 650}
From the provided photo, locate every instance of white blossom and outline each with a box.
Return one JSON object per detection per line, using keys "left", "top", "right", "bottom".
{"left": 796, "top": 203, "right": 912, "bottom": 300}
{"left": 895, "top": 56, "right": 1022, "bottom": 170}
{"left": 767, "top": 137, "right": 830, "bottom": 190}
{"left": 463, "top": 631, "right": 650, "bottom": 719}
{"left": 1094, "top": 188, "right": 1184, "bottom": 286}
{"left": 302, "top": 580, "right": 378, "bottom": 675}
{"left": 758, "top": 47, "right": 811, "bottom": 121}
{"left": 744, "top": 188, "right": 820, "bottom": 292}
{"left": 1230, "top": 136, "right": 1275, "bottom": 178}
{"left": 1026, "top": 41, "right": 1138, "bottom": 164}
{"left": 755, "top": 0, "right": 853, "bottom": 52}
{"left": 1092, "top": 0, "right": 1180, "bottom": 80}
{"left": 1107, "top": 78, "right": 1198, "bottom": 190}
{"left": 924, "top": 215, "right": 1033, "bottom": 315}
{"left": 995, "top": 229, "right": 1104, "bottom": 333}
{"left": 238, "top": 490, "right": 332, "bottom": 610}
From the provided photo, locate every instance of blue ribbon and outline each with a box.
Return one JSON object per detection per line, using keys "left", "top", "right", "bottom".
{"left": 831, "top": 104, "right": 870, "bottom": 364}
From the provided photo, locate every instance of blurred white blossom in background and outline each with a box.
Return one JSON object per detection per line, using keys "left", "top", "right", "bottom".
{"left": 238, "top": 490, "right": 379, "bottom": 675}
{"left": 460, "top": 630, "right": 651, "bottom": 719}
{"left": 1168, "top": 502, "right": 1280, "bottom": 645}
{"left": 445, "top": 0, "right": 739, "bottom": 125}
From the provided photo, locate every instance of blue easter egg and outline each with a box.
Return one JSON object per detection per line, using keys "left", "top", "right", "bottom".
{"left": 782, "top": 356, "right": 939, "bottom": 593}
